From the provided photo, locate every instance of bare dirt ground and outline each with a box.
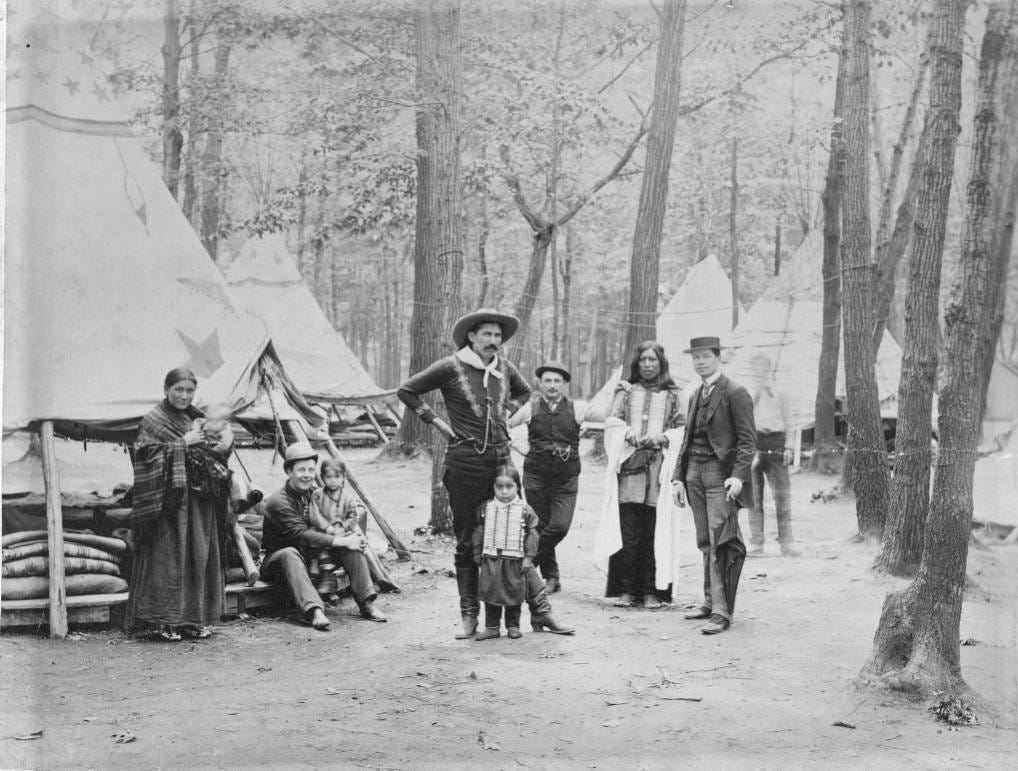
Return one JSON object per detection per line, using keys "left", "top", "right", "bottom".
{"left": 2, "top": 443, "right": 1015, "bottom": 770}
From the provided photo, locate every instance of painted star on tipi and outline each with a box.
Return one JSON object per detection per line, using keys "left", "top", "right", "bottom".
{"left": 176, "top": 328, "right": 226, "bottom": 378}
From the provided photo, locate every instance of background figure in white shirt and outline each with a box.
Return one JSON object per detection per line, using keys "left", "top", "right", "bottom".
{"left": 747, "top": 353, "right": 800, "bottom": 557}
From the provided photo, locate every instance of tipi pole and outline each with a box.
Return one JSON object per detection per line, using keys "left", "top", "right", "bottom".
{"left": 40, "top": 421, "right": 68, "bottom": 639}
{"left": 286, "top": 420, "right": 411, "bottom": 560}
{"left": 365, "top": 405, "right": 389, "bottom": 445}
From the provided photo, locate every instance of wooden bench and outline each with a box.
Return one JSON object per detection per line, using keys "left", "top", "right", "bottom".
{"left": 1, "top": 593, "right": 129, "bottom": 628}
{"left": 223, "top": 573, "right": 350, "bottom": 617}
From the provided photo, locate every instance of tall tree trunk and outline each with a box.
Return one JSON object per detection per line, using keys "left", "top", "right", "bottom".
{"left": 387, "top": 0, "right": 463, "bottom": 537}
{"left": 773, "top": 219, "right": 781, "bottom": 277}
{"left": 476, "top": 197, "right": 490, "bottom": 307}
{"left": 161, "top": 0, "right": 183, "bottom": 199}
{"left": 312, "top": 152, "right": 331, "bottom": 323}
{"left": 813, "top": 43, "right": 847, "bottom": 474}
{"left": 199, "top": 34, "right": 231, "bottom": 262}
{"left": 296, "top": 151, "right": 309, "bottom": 280}
{"left": 623, "top": 0, "right": 687, "bottom": 357}
{"left": 872, "top": 53, "right": 930, "bottom": 350}
{"left": 840, "top": 0, "right": 890, "bottom": 537}
{"left": 864, "top": 2, "right": 1017, "bottom": 693}
{"left": 877, "top": 0, "right": 966, "bottom": 575}
{"left": 560, "top": 223, "right": 574, "bottom": 372}
{"left": 729, "top": 137, "right": 740, "bottom": 329}
{"left": 181, "top": 6, "right": 200, "bottom": 222}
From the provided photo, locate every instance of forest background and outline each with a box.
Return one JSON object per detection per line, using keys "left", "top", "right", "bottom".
{"left": 88, "top": 0, "right": 1017, "bottom": 398}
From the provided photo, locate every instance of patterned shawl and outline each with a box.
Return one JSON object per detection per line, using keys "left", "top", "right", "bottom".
{"left": 129, "top": 400, "right": 201, "bottom": 545}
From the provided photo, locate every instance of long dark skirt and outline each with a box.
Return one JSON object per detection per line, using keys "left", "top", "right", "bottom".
{"left": 125, "top": 492, "right": 225, "bottom": 630}
{"left": 478, "top": 555, "right": 527, "bottom": 606}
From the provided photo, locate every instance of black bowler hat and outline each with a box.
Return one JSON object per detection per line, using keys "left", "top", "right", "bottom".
{"left": 535, "top": 360, "right": 571, "bottom": 382}
{"left": 683, "top": 336, "right": 722, "bottom": 353}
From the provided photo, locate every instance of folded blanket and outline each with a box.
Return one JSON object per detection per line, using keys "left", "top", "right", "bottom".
{"left": 1, "top": 530, "right": 127, "bottom": 552}
{"left": 2, "top": 541, "right": 123, "bottom": 564}
{"left": 2, "top": 556, "right": 121, "bottom": 579}
{"left": 1, "top": 574, "right": 128, "bottom": 600}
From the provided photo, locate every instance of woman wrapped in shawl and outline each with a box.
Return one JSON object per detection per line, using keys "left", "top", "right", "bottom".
{"left": 125, "top": 368, "right": 233, "bottom": 641}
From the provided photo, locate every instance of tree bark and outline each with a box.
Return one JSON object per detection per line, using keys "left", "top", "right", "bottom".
{"left": 872, "top": 53, "right": 930, "bottom": 351}
{"left": 623, "top": 0, "right": 687, "bottom": 357}
{"left": 877, "top": 0, "right": 966, "bottom": 575}
{"left": 181, "top": 5, "right": 200, "bottom": 222}
{"left": 161, "top": 0, "right": 183, "bottom": 199}
{"left": 813, "top": 44, "right": 846, "bottom": 474}
{"left": 386, "top": 0, "right": 463, "bottom": 537}
{"left": 729, "top": 137, "right": 740, "bottom": 330}
{"left": 199, "top": 34, "right": 232, "bottom": 262}
{"left": 864, "top": 2, "right": 1017, "bottom": 694}
{"left": 840, "top": 0, "right": 890, "bottom": 537}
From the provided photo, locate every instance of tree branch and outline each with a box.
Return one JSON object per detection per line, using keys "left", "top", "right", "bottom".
{"left": 500, "top": 144, "right": 549, "bottom": 232}
{"left": 556, "top": 123, "right": 647, "bottom": 226}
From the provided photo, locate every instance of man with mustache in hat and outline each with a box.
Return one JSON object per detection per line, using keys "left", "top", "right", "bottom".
{"left": 671, "top": 336, "right": 756, "bottom": 634}
{"left": 509, "top": 360, "right": 601, "bottom": 594}
{"left": 398, "top": 309, "right": 575, "bottom": 639}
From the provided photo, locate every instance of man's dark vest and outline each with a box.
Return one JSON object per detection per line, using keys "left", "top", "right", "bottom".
{"left": 528, "top": 397, "right": 581, "bottom": 463}
{"left": 689, "top": 389, "right": 715, "bottom": 458}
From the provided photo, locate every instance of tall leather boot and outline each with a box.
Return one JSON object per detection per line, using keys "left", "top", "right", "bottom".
{"left": 454, "top": 565, "right": 480, "bottom": 639}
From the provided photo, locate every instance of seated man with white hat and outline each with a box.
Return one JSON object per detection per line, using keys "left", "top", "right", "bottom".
{"left": 261, "top": 442, "right": 387, "bottom": 630}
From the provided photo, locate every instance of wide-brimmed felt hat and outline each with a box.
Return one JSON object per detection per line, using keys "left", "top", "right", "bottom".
{"left": 683, "top": 336, "right": 723, "bottom": 353}
{"left": 283, "top": 442, "right": 319, "bottom": 468}
{"left": 452, "top": 308, "right": 520, "bottom": 349}
{"left": 535, "top": 360, "right": 571, "bottom": 382}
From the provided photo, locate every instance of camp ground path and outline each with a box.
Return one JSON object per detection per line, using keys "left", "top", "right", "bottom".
{"left": 2, "top": 447, "right": 1015, "bottom": 769}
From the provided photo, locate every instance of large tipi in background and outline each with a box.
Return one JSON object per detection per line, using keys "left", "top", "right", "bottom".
{"left": 3, "top": 22, "right": 320, "bottom": 440}
{"left": 656, "top": 254, "right": 741, "bottom": 387}
{"left": 225, "top": 233, "right": 393, "bottom": 406}
{"left": 722, "top": 232, "right": 903, "bottom": 431}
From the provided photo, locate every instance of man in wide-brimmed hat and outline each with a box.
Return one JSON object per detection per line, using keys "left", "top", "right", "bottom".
{"left": 671, "top": 336, "right": 756, "bottom": 635}
{"left": 398, "top": 309, "right": 574, "bottom": 638}
{"left": 509, "top": 360, "right": 603, "bottom": 594}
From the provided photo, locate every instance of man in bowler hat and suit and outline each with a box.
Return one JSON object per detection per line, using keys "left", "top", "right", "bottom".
{"left": 671, "top": 336, "right": 756, "bottom": 634}
{"left": 398, "top": 309, "right": 574, "bottom": 639}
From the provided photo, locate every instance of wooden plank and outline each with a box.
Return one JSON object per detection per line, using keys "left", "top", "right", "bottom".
{"left": 365, "top": 405, "right": 389, "bottom": 444}
{"left": 2, "top": 593, "right": 129, "bottom": 611}
{"left": 40, "top": 421, "right": 68, "bottom": 639}
{"left": 1, "top": 605, "right": 111, "bottom": 628}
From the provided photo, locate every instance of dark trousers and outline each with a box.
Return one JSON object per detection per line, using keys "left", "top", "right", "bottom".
{"left": 444, "top": 446, "right": 552, "bottom": 618}
{"left": 260, "top": 547, "right": 324, "bottom": 617}
{"left": 617, "top": 502, "right": 657, "bottom": 596}
{"left": 523, "top": 462, "right": 579, "bottom": 581}
{"left": 750, "top": 433, "right": 793, "bottom": 545}
{"left": 484, "top": 603, "right": 521, "bottom": 630}
{"left": 685, "top": 458, "right": 743, "bottom": 621}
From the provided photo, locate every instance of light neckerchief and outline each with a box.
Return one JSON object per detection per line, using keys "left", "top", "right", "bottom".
{"left": 450, "top": 348, "right": 512, "bottom": 456}
{"left": 701, "top": 370, "right": 722, "bottom": 398}
{"left": 455, "top": 346, "right": 504, "bottom": 388}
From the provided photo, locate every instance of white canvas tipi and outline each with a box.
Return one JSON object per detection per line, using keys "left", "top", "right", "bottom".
{"left": 3, "top": 20, "right": 319, "bottom": 439}
{"left": 657, "top": 255, "right": 740, "bottom": 387}
{"left": 225, "top": 234, "right": 391, "bottom": 404}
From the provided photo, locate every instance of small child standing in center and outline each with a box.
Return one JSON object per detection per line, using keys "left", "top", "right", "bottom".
{"left": 472, "top": 465, "right": 539, "bottom": 640}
